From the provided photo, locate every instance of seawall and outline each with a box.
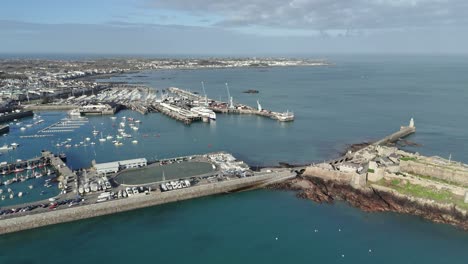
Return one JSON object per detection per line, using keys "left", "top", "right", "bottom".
{"left": 400, "top": 160, "right": 468, "bottom": 186}
{"left": 270, "top": 168, "right": 468, "bottom": 230}
{"left": 0, "top": 173, "right": 290, "bottom": 235}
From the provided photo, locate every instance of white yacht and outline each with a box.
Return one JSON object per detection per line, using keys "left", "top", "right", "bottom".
{"left": 0, "top": 145, "right": 13, "bottom": 151}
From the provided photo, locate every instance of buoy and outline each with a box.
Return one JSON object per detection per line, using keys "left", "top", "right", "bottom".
{"left": 369, "top": 249, "right": 372, "bottom": 253}
{"left": 275, "top": 237, "right": 278, "bottom": 240}
{"left": 341, "top": 254, "right": 345, "bottom": 258}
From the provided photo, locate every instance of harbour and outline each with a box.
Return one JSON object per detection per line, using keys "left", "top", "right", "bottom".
{"left": 1, "top": 57, "right": 468, "bottom": 264}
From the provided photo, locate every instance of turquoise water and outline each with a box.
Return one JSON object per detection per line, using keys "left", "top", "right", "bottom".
{"left": 0, "top": 55, "right": 468, "bottom": 262}
{"left": 1, "top": 190, "right": 467, "bottom": 263}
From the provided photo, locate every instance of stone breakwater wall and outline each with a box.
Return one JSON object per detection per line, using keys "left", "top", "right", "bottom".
{"left": 400, "top": 160, "right": 468, "bottom": 186}
{"left": 0, "top": 174, "right": 278, "bottom": 235}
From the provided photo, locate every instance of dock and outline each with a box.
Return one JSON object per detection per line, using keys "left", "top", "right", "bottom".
{"left": 42, "top": 151, "right": 77, "bottom": 193}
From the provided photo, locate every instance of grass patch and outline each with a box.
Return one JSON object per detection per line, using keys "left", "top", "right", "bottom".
{"left": 377, "top": 178, "right": 468, "bottom": 210}
{"left": 367, "top": 168, "right": 375, "bottom": 173}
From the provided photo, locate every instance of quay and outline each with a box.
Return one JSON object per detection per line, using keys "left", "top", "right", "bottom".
{"left": 23, "top": 104, "right": 77, "bottom": 111}
{"left": 168, "top": 87, "right": 295, "bottom": 122}
{"left": 0, "top": 110, "right": 34, "bottom": 123}
{"left": 153, "top": 103, "right": 201, "bottom": 124}
{"left": 42, "top": 151, "right": 76, "bottom": 192}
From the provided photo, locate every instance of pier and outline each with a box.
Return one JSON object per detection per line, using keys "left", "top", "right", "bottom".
{"left": 0, "top": 167, "right": 295, "bottom": 235}
{"left": 372, "top": 118, "right": 416, "bottom": 146}
{"left": 0, "top": 156, "right": 49, "bottom": 174}
{"left": 42, "top": 151, "right": 77, "bottom": 193}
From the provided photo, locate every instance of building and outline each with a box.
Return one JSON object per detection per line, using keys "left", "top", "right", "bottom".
{"left": 94, "top": 158, "right": 147, "bottom": 175}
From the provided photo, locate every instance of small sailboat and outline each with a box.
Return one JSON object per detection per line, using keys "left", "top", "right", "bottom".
{"left": 99, "top": 132, "right": 106, "bottom": 142}
{"left": 18, "top": 192, "right": 23, "bottom": 197}
{"left": 132, "top": 140, "right": 138, "bottom": 144}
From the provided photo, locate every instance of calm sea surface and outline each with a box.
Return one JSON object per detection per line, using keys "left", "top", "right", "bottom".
{"left": 0, "top": 55, "right": 467, "bottom": 263}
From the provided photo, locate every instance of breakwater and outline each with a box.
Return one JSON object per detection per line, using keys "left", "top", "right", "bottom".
{"left": 0, "top": 171, "right": 295, "bottom": 235}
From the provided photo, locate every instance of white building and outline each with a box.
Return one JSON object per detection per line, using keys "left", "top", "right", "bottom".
{"left": 94, "top": 158, "right": 147, "bottom": 175}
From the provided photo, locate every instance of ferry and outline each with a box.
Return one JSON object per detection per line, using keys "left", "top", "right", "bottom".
{"left": 275, "top": 110, "right": 295, "bottom": 122}
{"left": 190, "top": 107, "right": 216, "bottom": 120}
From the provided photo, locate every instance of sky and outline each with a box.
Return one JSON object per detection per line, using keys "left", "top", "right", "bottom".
{"left": 1, "top": 0, "right": 467, "bottom": 55}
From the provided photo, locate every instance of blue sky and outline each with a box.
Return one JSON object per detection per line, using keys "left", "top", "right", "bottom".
{"left": 1, "top": 0, "right": 467, "bottom": 55}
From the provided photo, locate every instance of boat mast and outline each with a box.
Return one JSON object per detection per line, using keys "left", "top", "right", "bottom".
{"left": 225, "top": 83, "right": 234, "bottom": 109}
{"left": 201, "top": 81, "right": 208, "bottom": 106}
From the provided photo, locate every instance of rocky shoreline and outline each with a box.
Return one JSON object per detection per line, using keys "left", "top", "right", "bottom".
{"left": 269, "top": 174, "right": 468, "bottom": 230}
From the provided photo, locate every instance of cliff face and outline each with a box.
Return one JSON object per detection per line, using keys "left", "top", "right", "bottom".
{"left": 269, "top": 176, "right": 468, "bottom": 230}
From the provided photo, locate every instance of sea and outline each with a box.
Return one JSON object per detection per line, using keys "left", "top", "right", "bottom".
{"left": 0, "top": 54, "right": 467, "bottom": 263}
